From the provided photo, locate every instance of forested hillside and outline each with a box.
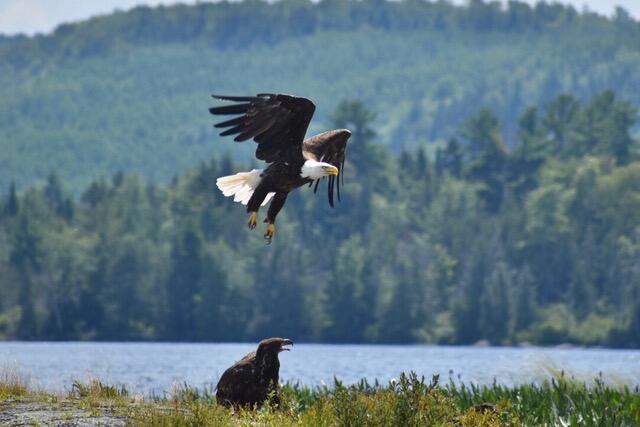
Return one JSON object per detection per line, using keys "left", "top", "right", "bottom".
{"left": 1, "top": 92, "right": 638, "bottom": 346}
{"left": 1, "top": 0, "right": 639, "bottom": 190}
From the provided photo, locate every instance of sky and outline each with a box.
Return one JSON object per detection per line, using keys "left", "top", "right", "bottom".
{"left": 0, "top": 0, "right": 638, "bottom": 36}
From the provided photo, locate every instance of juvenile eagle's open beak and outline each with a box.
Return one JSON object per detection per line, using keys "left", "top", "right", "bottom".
{"left": 279, "top": 339, "right": 294, "bottom": 352}
{"left": 327, "top": 166, "right": 339, "bottom": 176}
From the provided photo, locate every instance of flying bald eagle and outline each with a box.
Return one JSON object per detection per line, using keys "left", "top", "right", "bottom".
{"left": 210, "top": 94, "right": 351, "bottom": 243}
{"left": 215, "top": 337, "right": 293, "bottom": 407}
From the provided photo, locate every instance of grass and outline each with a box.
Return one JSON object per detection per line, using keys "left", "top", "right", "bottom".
{"left": 0, "top": 365, "right": 29, "bottom": 398}
{"left": 0, "top": 371, "right": 638, "bottom": 426}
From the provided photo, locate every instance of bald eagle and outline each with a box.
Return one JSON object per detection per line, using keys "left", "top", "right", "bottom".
{"left": 210, "top": 94, "right": 351, "bottom": 243}
{"left": 215, "top": 337, "right": 293, "bottom": 407}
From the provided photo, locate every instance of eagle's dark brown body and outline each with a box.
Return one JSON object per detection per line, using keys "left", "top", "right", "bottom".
{"left": 215, "top": 337, "right": 293, "bottom": 408}
{"left": 260, "top": 161, "right": 311, "bottom": 193}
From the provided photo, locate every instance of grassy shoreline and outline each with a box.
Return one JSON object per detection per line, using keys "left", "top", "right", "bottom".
{"left": 1, "top": 371, "right": 639, "bottom": 426}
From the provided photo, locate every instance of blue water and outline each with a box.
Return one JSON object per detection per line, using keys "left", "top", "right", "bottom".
{"left": 1, "top": 342, "right": 638, "bottom": 396}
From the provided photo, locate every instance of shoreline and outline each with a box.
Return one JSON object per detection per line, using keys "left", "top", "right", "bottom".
{"left": 1, "top": 373, "right": 639, "bottom": 426}
{"left": 2, "top": 339, "right": 639, "bottom": 350}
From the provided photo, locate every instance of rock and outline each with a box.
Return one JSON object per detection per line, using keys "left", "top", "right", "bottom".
{"left": 0, "top": 399, "right": 126, "bottom": 426}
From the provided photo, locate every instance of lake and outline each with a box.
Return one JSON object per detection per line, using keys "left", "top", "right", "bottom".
{"left": 1, "top": 342, "right": 638, "bottom": 396}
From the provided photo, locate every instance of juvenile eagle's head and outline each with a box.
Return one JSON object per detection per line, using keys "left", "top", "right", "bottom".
{"left": 256, "top": 337, "right": 293, "bottom": 359}
{"left": 301, "top": 160, "right": 339, "bottom": 180}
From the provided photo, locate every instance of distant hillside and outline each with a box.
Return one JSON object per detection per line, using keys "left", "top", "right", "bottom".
{"left": 1, "top": 0, "right": 639, "bottom": 190}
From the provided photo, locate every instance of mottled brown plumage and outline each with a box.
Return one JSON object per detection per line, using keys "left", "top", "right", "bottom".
{"left": 215, "top": 337, "right": 293, "bottom": 407}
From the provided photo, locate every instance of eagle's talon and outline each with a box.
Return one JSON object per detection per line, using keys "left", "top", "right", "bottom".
{"left": 248, "top": 212, "right": 258, "bottom": 229}
{"left": 211, "top": 94, "right": 352, "bottom": 243}
{"left": 264, "top": 223, "right": 276, "bottom": 243}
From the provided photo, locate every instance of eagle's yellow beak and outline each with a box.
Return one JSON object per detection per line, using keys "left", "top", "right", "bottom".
{"left": 326, "top": 166, "right": 339, "bottom": 176}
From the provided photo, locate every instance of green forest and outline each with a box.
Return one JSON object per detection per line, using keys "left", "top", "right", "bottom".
{"left": 1, "top": 0, "right": 639, "bottom": 190}
{"left": 1, "top": 91, "right": 639, "bottom": 346}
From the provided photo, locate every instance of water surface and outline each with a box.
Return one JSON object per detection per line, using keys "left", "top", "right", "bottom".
{"left": 1, "top": 342, "right": 638, "bottom": 396}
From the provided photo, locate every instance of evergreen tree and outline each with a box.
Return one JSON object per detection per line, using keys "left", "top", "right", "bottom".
{"left": 441, "top": 138, "right": 463, "bottom": 178}
{"left": 462, "top": 109, "right": 508, "bottom": 211}
{"left": 194, "top": 248, "right": 227, "bottom": 341}
{"left": 81, "top": 179, "right": 108, "bottom": 208}
{"left": 9, "top": 213, "right": 41, "bottom": 339}
{"left": 379, "top": 278, "right": 417, "bottom": 343}
{"left": 4, "top": 180, "right": 18, "bottom": 217}
{"left": 43, "top": 172, "right": 74, "bottom": 220}
{"left": 326, "top": 235, "right": 368, "bottom": 343}
{"left": 628, "top": 276, "right": 640, "bottom": 347}
{"left": 452, "top": 242, "right": 487, "bottom": 344}
{"left": 44, "top": 172, "right": 64, "bottom": 211}
{"left": 331, "top": 99, "right": 377, "bottom": 171}
{"left": 165, "top": 227, "right": 202, "bottom": 340}
{"left": 415, "top": 146, "right": 429, "bottom": 179}
{"left": 100, "top": 242, "right": 148, "bottom": 339}
{"left": 573, "top": 91, "right": 637, "bottom": 164}
{"left": 510, "top": 107, "right": 549, "bottom": 196}
{"left": 509, "top": 266, "right": 537, "bottom": 336}
{"left": 480, "top": 262, "right": 511, "bottom": 345}
{"left": 399, "top": 149, "right": 413, "bottom": 176}
{"left": 542, "top": 94, "right": 579, "bottom": 154}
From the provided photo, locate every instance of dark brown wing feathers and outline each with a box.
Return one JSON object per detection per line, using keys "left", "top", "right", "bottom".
{"left": 215, "top": 338, "right": 290, "bottom": 408}
{"left": 211, "top": 94, "right": 351, "bottom": 208}
{"left": 215, "top": 354, "right": 254, "bottom": 406}
{"left": 303, "top": 129, "right": 351, "bottom": 207}
{"left": 210, "top": 94, "right": 316, "bottom": 163}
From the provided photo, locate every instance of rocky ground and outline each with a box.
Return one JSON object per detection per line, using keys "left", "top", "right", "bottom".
{"left": 0, "top": 398, "right": 127, "bottom": 426}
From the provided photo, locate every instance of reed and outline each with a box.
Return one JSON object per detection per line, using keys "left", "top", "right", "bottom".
{"left": 0, "top": 365, "right": 29, "bottom": 398}
{"left": 1, "top": 371, "right": 638, "bottom": 426}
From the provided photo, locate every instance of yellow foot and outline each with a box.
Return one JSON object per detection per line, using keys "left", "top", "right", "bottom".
{"left": 247, "top": 212, "right": 258, "bottom": 230}
{"left": 264, "top": 223, "right": 276, "bottom": 244}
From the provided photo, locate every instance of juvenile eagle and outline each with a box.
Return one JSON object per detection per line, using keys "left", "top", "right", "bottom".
{"left": 210, "top": 94, "right": 351, "bottom": 243}
{"left": 215, "top": 337, "right": 293, "bottom": 407}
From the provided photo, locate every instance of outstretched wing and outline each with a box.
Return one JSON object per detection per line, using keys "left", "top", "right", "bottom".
{"left": 210, "top": 94, "right": 316, "bottom": 163}
{"left": 303, "top": 129, "right": 352, "bottom": 207}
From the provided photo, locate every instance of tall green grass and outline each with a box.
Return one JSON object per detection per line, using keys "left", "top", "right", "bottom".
{"left": 445, "top": 374, "right": 640, "bottom": 426}
{"left": 129, "top": 372, "right": 640, "bottom": 426}
{"left": 1, "top": 372, "right": 638, "bottom": 426}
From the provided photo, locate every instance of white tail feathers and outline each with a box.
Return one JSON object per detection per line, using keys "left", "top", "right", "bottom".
{"left": 216, "top": 169, "right": 275, "bottom": 207}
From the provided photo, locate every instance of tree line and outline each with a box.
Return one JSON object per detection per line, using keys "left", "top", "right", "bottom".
{"left": 2, "top": 0, "right": 639, "bottom": 192}
{"left": 3, "top": 0, "right": 637, "bottom": 62}
{"left": 0, "top": 91, "right": 639, "bottom": 346}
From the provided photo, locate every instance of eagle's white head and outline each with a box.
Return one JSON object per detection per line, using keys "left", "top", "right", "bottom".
{"left": 300, "top": 159, "right": 339, "bottom": 180}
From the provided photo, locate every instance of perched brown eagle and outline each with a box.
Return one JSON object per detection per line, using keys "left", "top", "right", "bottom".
{"left": 210, "top": 94, "right": 351, "bottom": 243}
{"left": 215, "top": 337, "right": 293, "bottom": 407}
